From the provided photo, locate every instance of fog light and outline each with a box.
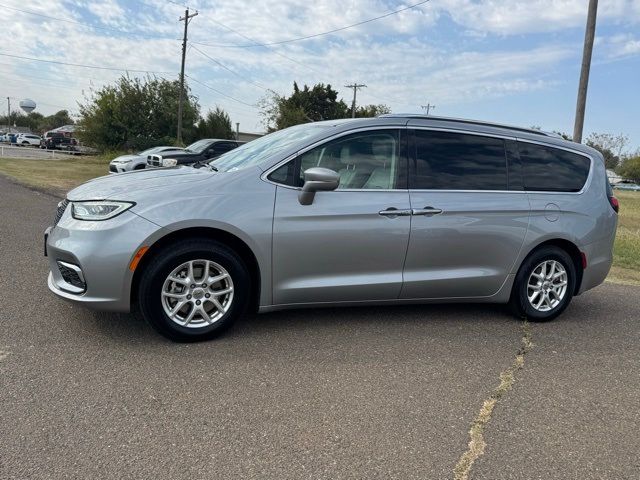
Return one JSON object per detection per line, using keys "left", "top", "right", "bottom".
{"left": 56, "top": 261, "right": 86, "bottom": 293}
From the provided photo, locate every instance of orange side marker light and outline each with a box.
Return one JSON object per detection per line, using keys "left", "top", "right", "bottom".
{"left": 129, "top": 246, "right": 149, "bottom": 271}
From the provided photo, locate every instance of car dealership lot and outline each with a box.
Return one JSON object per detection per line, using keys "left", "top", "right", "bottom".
{"left": 1, "top": 175, "right": 638, "bottom": 480}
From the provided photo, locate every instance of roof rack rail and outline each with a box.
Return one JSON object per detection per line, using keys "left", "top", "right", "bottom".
{"left": 377, "top": 114, "right": 553, "bottom": 137}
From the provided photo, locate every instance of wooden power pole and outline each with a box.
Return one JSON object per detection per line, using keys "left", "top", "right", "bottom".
{"left": 345, "top": 83, "right": 366, "bottom": 118}
{"left": 177, "top": 8, "right": 198, "bottom": 144}
{"left": 573, "top": 0, "right": 598, "bottom": 144}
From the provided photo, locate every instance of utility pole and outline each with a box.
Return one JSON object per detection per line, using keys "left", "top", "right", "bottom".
{"left": 573, "top": 0, "right": 598, "bottom": 144}
{"left": 421, "top": 103, "right": 435, "bottom": 115}
{"left": 177, "top": 8, "right": 198, "bottom": 145}
{"left": 345, "top": 83, "right": 366, "bottom": 118}
{"left": 6, "top": 97, "right": 10, "bottom": 131}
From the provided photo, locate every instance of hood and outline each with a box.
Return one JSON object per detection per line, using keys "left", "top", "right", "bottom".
{"left": 67, "top": 166, "right": 214, "bottom": 201}
{"left": 110, "top": 154, "right": 140, "bottom": 163}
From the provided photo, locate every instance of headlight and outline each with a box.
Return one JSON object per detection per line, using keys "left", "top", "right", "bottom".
{"left": 71, "top": 201, "right": 135, "bottom": 221}
{"left": 162, "top": 158, "right": 178, "bottom": 167}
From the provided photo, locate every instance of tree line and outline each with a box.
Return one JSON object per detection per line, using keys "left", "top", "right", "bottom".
{"left": 0, "top": 110, "right": 74, "bottom": 133}
{"left": 74, "top": 76, "right": 390, "bottom": 151}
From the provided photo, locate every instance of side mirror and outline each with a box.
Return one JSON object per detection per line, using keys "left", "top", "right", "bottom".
{"left": 298, "top": 167, "right": 340, "bottom": 205}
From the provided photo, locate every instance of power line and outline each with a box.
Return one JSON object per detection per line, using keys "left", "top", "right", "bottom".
{"left": 0, "top": 51, "right": 173, "bottom": 74}
{"left": 185, "top": 74, "right": 257, "bottom": 108}
{"left": 0, "top": 3, "right": 176, "bottom": 41}
{"left": 190, "top": 45, "right": 270, "bottom": 92}
{"left": 191, "top": 0, "right": 432, "bottom": 48}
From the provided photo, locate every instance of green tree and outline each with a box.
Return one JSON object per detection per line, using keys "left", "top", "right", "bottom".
{"left": 261, "top": 82, "right": 390, "bottom": 131}
{"left": 355, "top": 104, "right": 391, "bottom": 118}
{"left": 586, "top": 132, "right": 629, "bottom": 171}
{"left": 619, "top": 155, "right": 640, "bottom": 182}
{"left": 196, "top": 107, "right": 234, "bottom": 139}
{"left": 77, "top": 75, "right": 199, "bottom": 150}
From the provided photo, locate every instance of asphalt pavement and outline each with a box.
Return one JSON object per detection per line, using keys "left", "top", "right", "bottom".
{"left": 1, "top": 175, "right": 638, "bottom": 479}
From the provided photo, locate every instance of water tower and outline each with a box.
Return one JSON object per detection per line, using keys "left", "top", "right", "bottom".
{"left": 19, "top": 98, "right": 36, "bottom": 114}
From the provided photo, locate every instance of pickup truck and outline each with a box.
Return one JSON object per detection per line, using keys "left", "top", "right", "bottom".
{"left": 146, "top": 139, "right": 242, "bottom": 167}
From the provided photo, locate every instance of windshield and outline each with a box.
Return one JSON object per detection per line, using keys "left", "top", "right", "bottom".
{"left": 210, "top": 123, "right": 334, "bottom": 172}
{"left": 185, "top": 139, "right": 212, "bottom": 154}
{"left": 138, "top": 146, "right": 165, "bottom": 156}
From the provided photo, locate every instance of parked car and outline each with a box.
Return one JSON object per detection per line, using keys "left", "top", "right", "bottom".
{"left": 146, "top": 139, "right": 242, "bottom": 167}
{"left": 41, "top": 133, "right": 78, "bottom": 151}
{"left": 109, "top": 146, "right": 186, "bottom": 173}
{"left": 613, "top": 183, "right": 640, "bottom": 191}
{"left": 45, "top": 115, "right": 618, "bottom": 342}
{"left": 16, "top": 133, "right": 42, "bottom": 147}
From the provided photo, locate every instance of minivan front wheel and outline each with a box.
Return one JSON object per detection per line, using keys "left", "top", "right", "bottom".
{"left": 138, "top": 239, "right": 250, "bottom": 341}
{"left": 510, "top": 246, "right": 576, "bottom": 321}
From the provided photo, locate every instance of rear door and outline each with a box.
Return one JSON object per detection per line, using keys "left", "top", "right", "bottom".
{"left": 270, "top": 129, "right": 411, "bottom": 305}
{"left": 401, "top": 129, "right": 530, "bottom": 299}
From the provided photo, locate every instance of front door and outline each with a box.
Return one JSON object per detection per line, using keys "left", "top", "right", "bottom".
{"left": 271, "top": 129, "right": 411, "bottom": 305}
{"left": 401, "top": 129, "right": 530, "bottom": 299}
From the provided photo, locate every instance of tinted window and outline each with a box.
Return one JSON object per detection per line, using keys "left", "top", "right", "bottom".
{"left": 518, "top": 142, "right": 590, "bottom": 192}
{"left": 412, "top": 130, "right": 508, "bottom": 190}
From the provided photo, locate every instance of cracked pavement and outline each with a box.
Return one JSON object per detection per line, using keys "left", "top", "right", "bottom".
{"left": 1, "top": 175, "right": 639, "bottom": 479}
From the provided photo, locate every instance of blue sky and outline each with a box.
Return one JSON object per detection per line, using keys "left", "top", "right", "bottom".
{"left": 1, "top": 0, "right": 639, "bottom": 150}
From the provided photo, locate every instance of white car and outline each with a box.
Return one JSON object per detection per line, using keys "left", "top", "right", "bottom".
{"left": 17, "top": 134, "right": 42, "bottom": 147}
{"left": 109, "top": 146, "right": 185, "bottom": 173}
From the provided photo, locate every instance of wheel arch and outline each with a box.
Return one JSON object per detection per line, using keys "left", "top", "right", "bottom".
{"left": 518, "top": 238, "right": 584, "bottom": 295}
{"left": 131, "top": 226, "right": 262, "bottom": 312}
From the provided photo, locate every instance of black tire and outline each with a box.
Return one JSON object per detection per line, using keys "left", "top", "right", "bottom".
{"left": 134, "top": 164, "right": 145, "bottom": 170}
{"left": 509, "top": 246, "right": 576, "bottom": 322}
{"left": 138, "top": 238, "right": 250, "bottom": 342}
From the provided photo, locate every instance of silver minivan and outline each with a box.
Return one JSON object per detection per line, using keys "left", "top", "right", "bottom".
{"left": 45, "top": 116, "right": 618, "bottom": 341}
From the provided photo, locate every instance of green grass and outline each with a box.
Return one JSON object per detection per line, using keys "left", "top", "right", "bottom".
{"left": 609, "top": 190, "right": 640, "bottom": 285}
{"left": 0, "top": 155, "right": 638, "bottom": 284}
{"left": 0, "top": 154, "right": 116, "bottom": 196}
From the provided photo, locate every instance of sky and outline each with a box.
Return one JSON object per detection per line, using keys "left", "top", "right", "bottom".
{"left": 1, "top": 0, "right": 639, "bottom": 149}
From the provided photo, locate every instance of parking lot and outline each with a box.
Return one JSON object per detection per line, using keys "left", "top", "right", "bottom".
{"left": 1, "top": 174, "right": 638, "bottom": 480}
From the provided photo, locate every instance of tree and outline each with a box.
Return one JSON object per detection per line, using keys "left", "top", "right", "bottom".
{"left": 260, "top": 82, "right": 390, "bottom": 131}
{"left": 196, "top": 107, "right": 234, "bottom": 139}
{"left": 619, "top": 155, "right": 640, "bottom": 182}
{"left": 586, "top": 132, "right": 629, "bottom": 171}
{"left": 77, "top": 75, "right": 199, "bottom": 150}
{"left": 0, "top": 110, "right": 74, "bottom": 133}
{"left": 355, "top": 104, "right": 391, "bottom": 118}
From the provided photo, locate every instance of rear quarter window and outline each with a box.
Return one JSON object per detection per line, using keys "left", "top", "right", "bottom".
{"left": 518, "top": 142, "right": 590, "bottom": 192}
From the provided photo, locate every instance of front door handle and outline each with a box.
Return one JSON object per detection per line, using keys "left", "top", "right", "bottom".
{"left": 412, "top": 206, "right": 443, "bottom": 216}
{"left": 379, "top": 207, "right": 412, "bottom": 217}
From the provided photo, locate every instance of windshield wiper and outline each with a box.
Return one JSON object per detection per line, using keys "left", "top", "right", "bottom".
{"left": 192, "top": 160, "right": 218, "bottom": 171}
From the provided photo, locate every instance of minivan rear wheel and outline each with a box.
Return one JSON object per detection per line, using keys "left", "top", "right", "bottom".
{"left": 510, "top": 246, "right": 576, "bottom": 321}
{"left": 138, "top": 239, "right": 250, "bottom": 342}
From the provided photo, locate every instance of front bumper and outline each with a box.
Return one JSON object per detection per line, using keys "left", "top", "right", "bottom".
{"left": 46, "top": 207, "right": 163, "bottom": 312}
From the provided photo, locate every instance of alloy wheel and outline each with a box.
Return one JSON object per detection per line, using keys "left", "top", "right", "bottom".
{"left": 161, "top": 259, "right": 234, "bottom": 328}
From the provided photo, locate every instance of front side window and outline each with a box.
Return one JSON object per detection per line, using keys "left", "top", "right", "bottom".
{"left": 518, "top": 142, "right": 590, "bottom": 192}
{"left": 411, "top": 130, "right": 508, "bottom": 190}
{"left": 269, "top": 130, "right": 402, "bottom": 190}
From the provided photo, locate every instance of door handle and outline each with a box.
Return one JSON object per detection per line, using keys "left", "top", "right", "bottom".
{"left": 379, "top": 207, "right": 412, "bottom": 217}
{"left": 412, "top": 206, "right": 443, "bottom": 216}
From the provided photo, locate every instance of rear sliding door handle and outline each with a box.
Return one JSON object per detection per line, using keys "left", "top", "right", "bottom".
{"left": 412, "top": 207, "right": 443, "bottom": 216}
{"left": 379, "top": 207, "right": 412, "bottom": 217}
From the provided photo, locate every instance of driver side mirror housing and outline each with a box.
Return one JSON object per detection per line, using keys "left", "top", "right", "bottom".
{"left": 298, "top": 167, "right": 340, "bottom": 205}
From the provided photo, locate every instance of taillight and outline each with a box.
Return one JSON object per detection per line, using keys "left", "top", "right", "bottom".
{"left": 609, "top": 195, "right": 619, "bottom": 213}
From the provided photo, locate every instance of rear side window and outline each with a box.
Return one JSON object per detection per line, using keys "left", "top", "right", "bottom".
{"left": 411, "top": 130, "right": 508, "bottom": 190}
{"left": 518, "top": 142, "right": 590, "bottom": 192}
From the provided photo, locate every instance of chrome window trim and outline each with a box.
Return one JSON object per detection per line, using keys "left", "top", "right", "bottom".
{"left": 261, "top": 126, "right": 406, "bottom": 191}
{"left": 515, "top": 136, "right": 594, "bottom": 196}
{"left": 261, "top": 125, "right": 596, "bottom": 196}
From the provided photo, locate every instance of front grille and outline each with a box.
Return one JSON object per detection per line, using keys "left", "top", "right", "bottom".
{"left": 54, "top": 199, "right": 69, "bottom": 226}
{"left": 148, "top": 155, "right": 162, "bottom": 167}
{"left": 109, "top": 164, "right": 117, "bottom": 172}
{"left": 57, "top": 261, "right": 86, "bottom": 292}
